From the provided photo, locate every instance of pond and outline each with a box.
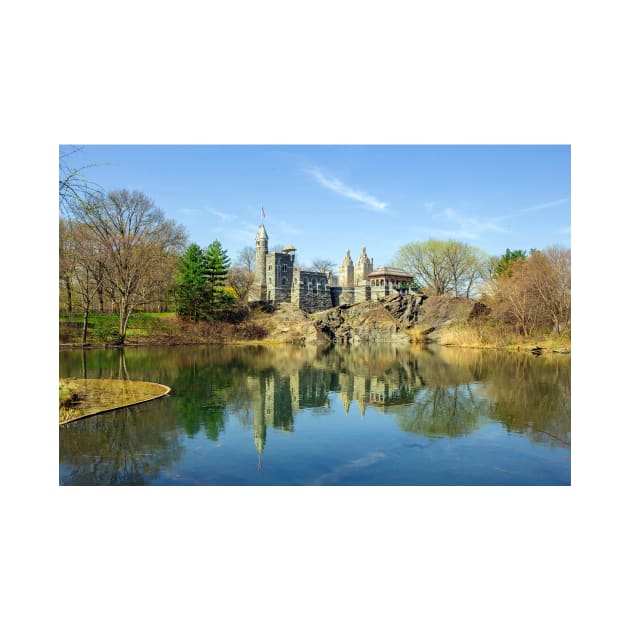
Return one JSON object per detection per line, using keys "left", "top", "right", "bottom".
{"left": 59, "top": 344, "right": 570, "bottom": 485}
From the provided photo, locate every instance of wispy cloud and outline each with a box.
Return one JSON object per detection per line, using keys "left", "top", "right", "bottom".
{"left": 433, "top": 207, "right": 508, "bottom": 239}
{"left": 306, "top": 167, "right": 389, "bottom": 212}
{"left": 178, "top": 206, "right": 236, "bottom": 222}
{"left": 500, "top": 197, "right": 569, "bottom": 219}
{"left": 207, "top": 209, "right": 235, "bottom": 221}
{"left": 427, "top": 228, "right": 480, "bottom": 240}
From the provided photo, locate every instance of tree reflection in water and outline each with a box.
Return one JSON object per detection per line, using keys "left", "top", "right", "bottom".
{"left": 59, "top": 402, "right": 183, "bottom": 485}
{"left": 60, "top": 344, "right": 570, "bottom": 484}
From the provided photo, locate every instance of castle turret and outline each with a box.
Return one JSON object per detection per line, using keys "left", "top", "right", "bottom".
{"left": 251, "top": 223, "right": 269, "bottom": 301}
{"left": 338, "top": 248, "right": 354, "bottom": 288}
{"left": 355, "top": 245, "right": 373, "bottom": 285}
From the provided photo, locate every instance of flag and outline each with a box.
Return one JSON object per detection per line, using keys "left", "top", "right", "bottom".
{"left": 261, "top": 206, "right": 266, "bottom": 220}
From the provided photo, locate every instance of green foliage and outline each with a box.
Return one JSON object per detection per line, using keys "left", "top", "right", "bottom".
{"left": 59, "top": 380, "right": 80, "bottom": 410}
{"left": 92, "top": 321, "right": 121, "bottom": 344}
{"left": 204, "top": 240, "right": 231, "bottom": 307}
{"left": 494, "top": 248, "right": 527, "bottom": 278}
{"left": 174, "top": 240, "right": 235, "bottom": 321}
{"left": 394, "top": 239, "right": 489, "bottom": 297}
{"left": 175, "top": 243, "right": 209, "bottom": 321}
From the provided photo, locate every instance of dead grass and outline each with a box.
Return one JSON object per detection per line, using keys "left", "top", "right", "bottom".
{"left": 410, "top": 321, "right": 571, "bottom": 353}
{"left": 59, "top": 378, "right": 170, "bottom": 424}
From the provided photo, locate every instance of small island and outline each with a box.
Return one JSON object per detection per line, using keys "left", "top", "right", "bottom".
{"left": 59, "top": 378, "right": 171, "bottom": 424}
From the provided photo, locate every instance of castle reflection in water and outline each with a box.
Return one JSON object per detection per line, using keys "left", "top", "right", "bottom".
{"left": 245, "top": 345, "right": 425, "bottom": 467}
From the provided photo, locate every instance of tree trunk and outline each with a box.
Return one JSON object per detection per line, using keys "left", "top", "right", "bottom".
{"left": 119, "top": 300, "right": 131, "bottom": 344}
{"left": 97, "top": 285, "right": 104, "bottom": 312}
{"left": 82, "top": 306, "right": 90, "bottom": 345}
{"left": 65, "top": 278, "right": 73, "bottom": 314}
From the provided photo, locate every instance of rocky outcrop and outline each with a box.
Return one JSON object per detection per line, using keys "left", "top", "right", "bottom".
{"left": 310, "top": 294, "right": 487, "bottom": 345}
{"left": 261, "top": 302, "right": 328, "bottom": 344}
{"left": 414, "top": 295, "right": 489, "bottom": 342}
{"left": 380, "top": 293, "right": 428, "bottom": 328}
{"left": 259, "top": 294, "right": 488, "bottom": 346}
{"left": 312, "top": 300, "right": 412, "bottom": 345}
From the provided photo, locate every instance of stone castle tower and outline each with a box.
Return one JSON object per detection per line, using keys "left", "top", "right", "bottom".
{"left": 355, "top": 245, "right": 374, "bottom": 284}
{"left": 338, "top": 249, "right": 354, "bottom": 288}
{"left": 253, "top": 223, "right": 269, "bottom": 301}
{"left": 249, "top": 223, "right": 332, "bottom": 312}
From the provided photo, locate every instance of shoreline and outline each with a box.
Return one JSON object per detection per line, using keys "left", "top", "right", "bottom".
{"left": 59, "top": 338, "right": 570, "bottom": 354}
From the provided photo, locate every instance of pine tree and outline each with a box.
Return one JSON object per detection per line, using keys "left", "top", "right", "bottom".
{"left": 175, "top": 243, "right": 208, "bottom": 321}
{"left": 204, "top": 240, "right": 232, "bottom": 307}
{"left": 494, "top": 248, "right": 527, "bottom": 278}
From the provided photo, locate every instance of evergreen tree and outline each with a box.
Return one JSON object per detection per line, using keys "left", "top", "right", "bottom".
{"left": 175, "top": 243, "right": 208, "bottom": 321}
{"left": 494, "top": 248, "right": 527, "bottom": 278}
{"left": 204, "top": 240, "right": 232, "bottom": 307}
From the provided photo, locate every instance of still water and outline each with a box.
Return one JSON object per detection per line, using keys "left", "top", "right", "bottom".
{"left": 59, "top": 344, "right": 570, "bottom": 485}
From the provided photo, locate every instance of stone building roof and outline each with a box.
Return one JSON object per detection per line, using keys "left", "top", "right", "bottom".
{"left": 367, "top": 267, "right": 413, "bottom": 279}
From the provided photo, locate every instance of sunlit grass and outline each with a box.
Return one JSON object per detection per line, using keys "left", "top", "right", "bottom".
{"left": 59, "top": 378, "right": 170, "bottom": 424}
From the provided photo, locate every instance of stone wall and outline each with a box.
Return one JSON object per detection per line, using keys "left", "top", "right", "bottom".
{"left": 337, "top": 287, "right": 355, "bottom": 306}
{"left": 291, "top": 269, "right": 333, "bottom": 313}
{"left": 266, "top": 252, "right": 294, "bottom": 302}
{"left": 330, "top": 287, "right": 342, "bottom": 307}
{"left": 354, "top": 285, "right": 371, "bottom": 303}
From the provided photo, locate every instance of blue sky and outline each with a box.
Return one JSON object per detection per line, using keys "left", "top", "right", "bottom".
{"left": 61, "top": 145, "right": 570, "bottom": 267}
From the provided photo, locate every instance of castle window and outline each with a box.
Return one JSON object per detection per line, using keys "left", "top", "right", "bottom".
{"left": 282, "top": 277, "right": 287, "bottom": 285}
{"left": 282, "top": 263, "right": 287, "bottom": 272}
{"left": 268, "top": 265, "right": 272, "bottom": 271}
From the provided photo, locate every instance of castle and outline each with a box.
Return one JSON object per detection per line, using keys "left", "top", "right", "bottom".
{"left": 248, "top": 223, "right": 414, "bottom": 313}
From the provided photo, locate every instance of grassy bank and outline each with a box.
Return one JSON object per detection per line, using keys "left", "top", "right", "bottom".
{"left": 59, "top": 311, "right": 268, "bottom": 346}
{"left": 60, "top": 308, "right": 570, "bottom": 353}
{"left": 423, "top": 321, "right": 571, "bottom": 353}
{"left": 59, "top": 378, "right": 171, "bottom": 424}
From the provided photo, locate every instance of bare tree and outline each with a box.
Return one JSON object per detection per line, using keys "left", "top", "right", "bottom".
{"left": 66, "top": 220, "right": 107, "bottom": 344}
{"left": 70, "top": 189, "right": 187, "bottom": 343}
{"left": 394, "top": 240, "right": 489, "bottom": 297}
{"left": 311, "top": 258, "right": 335, "bottom": 274}
{"left": 393, "top": 240, "right": 453, "bottom": 295}
{"left": 236, "top": 246, "right": 256, "bottom": 272}
{"left": 227, "top": 267, "right": 256, "bottom": 301}
{"left": 528, "top": 247, "right": 571, "bottom": 335}
{"left": 59, "top": 146, "right": 103, "bottom": 217}
{"left": 59, "top": 218, "right": 75, "bottom": 313}
{"left": 489, "top": 248, "right": 571, "bottom": 337}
